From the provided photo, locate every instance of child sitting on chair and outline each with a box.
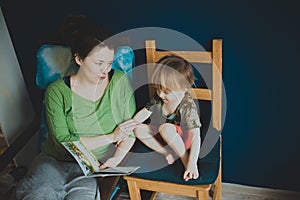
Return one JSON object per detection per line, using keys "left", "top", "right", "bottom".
{"left": 134, "top": 55, "right": 201, "bottom": 181}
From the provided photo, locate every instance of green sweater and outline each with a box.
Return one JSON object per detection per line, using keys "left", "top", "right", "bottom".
{"left": 42, "top": 70, "right": 136, "bottom": 161}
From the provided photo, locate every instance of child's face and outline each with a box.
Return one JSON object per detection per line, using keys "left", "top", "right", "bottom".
{"left": 156, "top": 88, "right": 186, "bottom": 104}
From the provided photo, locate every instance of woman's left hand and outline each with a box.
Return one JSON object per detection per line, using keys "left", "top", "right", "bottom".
{"left": 115, "top": 119, "right": 139, "bottom": 146}
{"left": 119, "top": 119, "right": 139, "bottom": 133}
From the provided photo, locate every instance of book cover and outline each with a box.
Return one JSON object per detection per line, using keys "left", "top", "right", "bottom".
{"left": 61, "top": 140, "right": 139, "bottom": 177}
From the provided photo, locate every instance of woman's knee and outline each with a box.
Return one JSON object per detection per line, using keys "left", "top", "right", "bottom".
{"left": 27, "top": 154, "right": 64, "bottom": 178}
{"left": 64, "top": 177, "right": 99, "bottom": 200}
{"left": 16, "top": 155, "right": 67, "bottom": 199}
{"left": 16, "top": 182, "right": 66, "bottom": 200}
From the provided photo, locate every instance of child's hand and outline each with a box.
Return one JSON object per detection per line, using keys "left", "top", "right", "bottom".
{"left": 183, "top": 164, "right": 199, "bottom": 181}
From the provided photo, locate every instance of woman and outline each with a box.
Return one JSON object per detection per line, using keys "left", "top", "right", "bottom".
{"left": 16, "top": 15, "right": 138, "bottom": 200}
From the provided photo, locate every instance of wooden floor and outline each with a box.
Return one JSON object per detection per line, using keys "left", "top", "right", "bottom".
{"left": 2, "top": 180, "right": 300, "bottom": 200}
{"left": 117, "top": 183, "right": 300, "bottom": 200}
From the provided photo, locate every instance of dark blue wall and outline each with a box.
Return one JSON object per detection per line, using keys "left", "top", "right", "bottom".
{"left": 1, "top": 0, "right": 299, "bottom": 192}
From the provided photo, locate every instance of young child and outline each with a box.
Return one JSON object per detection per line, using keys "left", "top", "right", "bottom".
{"left": 134, "top": 55, "right": 201, "bottom": 181}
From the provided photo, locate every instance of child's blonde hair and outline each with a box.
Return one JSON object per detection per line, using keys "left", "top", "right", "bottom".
{"left": 151, "top": 55, "right": 194, "bottom": 92}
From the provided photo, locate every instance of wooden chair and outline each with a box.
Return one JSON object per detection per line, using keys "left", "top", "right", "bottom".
{"left": 124, "top": 39, "right": 223, "bottom": 200}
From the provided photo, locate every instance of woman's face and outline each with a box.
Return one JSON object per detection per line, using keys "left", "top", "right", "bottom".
{"left": 78, "top": 46, "right": 114, "bottom": 83}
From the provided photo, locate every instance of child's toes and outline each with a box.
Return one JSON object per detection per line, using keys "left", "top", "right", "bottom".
{"left": 165, "top": 154, "right": 175, "bottom": 164}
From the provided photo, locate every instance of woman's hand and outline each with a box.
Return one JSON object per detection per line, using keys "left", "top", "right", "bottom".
{"left": 100, "top": 136, "right": 136, "bottom": 170}
{"left": 113, "top": 119, "right": 139, "bottom": 146}
{"left": 99, "top": 157, "right": 121, "bottom": 170}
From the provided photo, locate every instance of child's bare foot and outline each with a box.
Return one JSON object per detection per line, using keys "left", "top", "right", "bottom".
{"left": 165, "top": 154, "right": 175, "bottom": 164}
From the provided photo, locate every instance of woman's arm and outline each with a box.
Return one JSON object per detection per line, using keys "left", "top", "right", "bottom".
{"left": 100, "top": 136, "right": 136, "bottom": 169}
{"left": 80, "top": 134, "right": 115, "bottom": 151}
{"left": 46, "top": 84, "right": 79, "bottom": 142}
{"left": 81, "top": 119, "right": 139, "bottom": 151}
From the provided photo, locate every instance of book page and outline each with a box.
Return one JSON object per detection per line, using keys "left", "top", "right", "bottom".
{"left": 62, "top": 140, "right": 140, "bottom": 177}
{"left": 88, "top": 166, "right": 140, "bottom": 177}
{"left": 62, "top": 141, "right": 100, "bottom": 176}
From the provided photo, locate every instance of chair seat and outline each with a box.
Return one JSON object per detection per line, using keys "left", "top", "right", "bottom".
{"left": 132, "top": 159, "right": 219, "bottom": 185}
{"left": 124, "top": 140, "right": 220, "bottom": 185}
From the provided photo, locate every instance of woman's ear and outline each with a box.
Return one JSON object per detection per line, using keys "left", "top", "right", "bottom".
{"left": 74, "top": 54, "right": 83, "bottom": 66}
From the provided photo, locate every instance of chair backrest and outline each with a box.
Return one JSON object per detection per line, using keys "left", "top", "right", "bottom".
{"left": 35, "top": 44, "right": 135, "bottom": 151}
{"left": 145, "top": 39, "right": 222, "bottom": 131}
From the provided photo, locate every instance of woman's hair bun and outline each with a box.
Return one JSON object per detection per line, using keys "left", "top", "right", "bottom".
{"left": 59, "top": 15, "right": 96, "bottom": 47}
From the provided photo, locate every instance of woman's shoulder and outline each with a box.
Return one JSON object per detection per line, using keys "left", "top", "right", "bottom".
{"left": 45, "top": 78, "right": 69, "bottom": 95}
{"left": 111, "top": 69, "right": 131, "bottom": 83}
{"left": 112, "top": 69, "right": 126, "bottom": 77}
{"left": 47, "top": 78, "right": 64, "bottom": 89}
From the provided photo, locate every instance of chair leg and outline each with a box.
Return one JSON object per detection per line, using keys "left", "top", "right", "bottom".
{"left": 126, "top": 180, "right": 142, "bottom": 200}
{"left": 213, "top": 145, "right": 222, "bottom": 200}
{"left": 212, "top": 182, "right": 222, "bottom": 200}
{"left": 150, "top": 192, "right": 158, "bottom": 200}
{"left": 197, "top": 190, "right": 209, "bottom": 200}
{"left": 212, "top": 159, "right": 222, "bottom": 200}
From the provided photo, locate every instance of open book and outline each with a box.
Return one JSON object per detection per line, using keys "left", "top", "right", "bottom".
{"left": 62, "top": 140, "right": 140, "bottom": 177}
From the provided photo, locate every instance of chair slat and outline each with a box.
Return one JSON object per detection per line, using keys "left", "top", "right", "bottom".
{"left": 155, "top": 51, "right": 212, "bottom": 63}
{"left": 212, "top": 39, "right": 222, "bottom": 131}
{"left": 188, "top": 88, "right": 212, "bottom": 101}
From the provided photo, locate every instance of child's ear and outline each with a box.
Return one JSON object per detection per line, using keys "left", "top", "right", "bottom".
{"left": 74, "top": 54, "right": 83, "bottom": 66}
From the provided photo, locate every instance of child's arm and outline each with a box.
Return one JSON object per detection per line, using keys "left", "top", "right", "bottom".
{"left": 183, "top": 128, "right": 201, "bottom": 181}
{"left": 133, "top": 108, "right": 152, "bottom": 123}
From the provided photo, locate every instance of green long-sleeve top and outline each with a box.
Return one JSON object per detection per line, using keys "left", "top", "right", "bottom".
{"left": 42, "top": 70, "right": 136, "bottom": 161}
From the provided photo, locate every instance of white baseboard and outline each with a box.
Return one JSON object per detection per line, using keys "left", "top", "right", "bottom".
{"left": 223, "top": 182, "right": 300, "bottom": 200}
